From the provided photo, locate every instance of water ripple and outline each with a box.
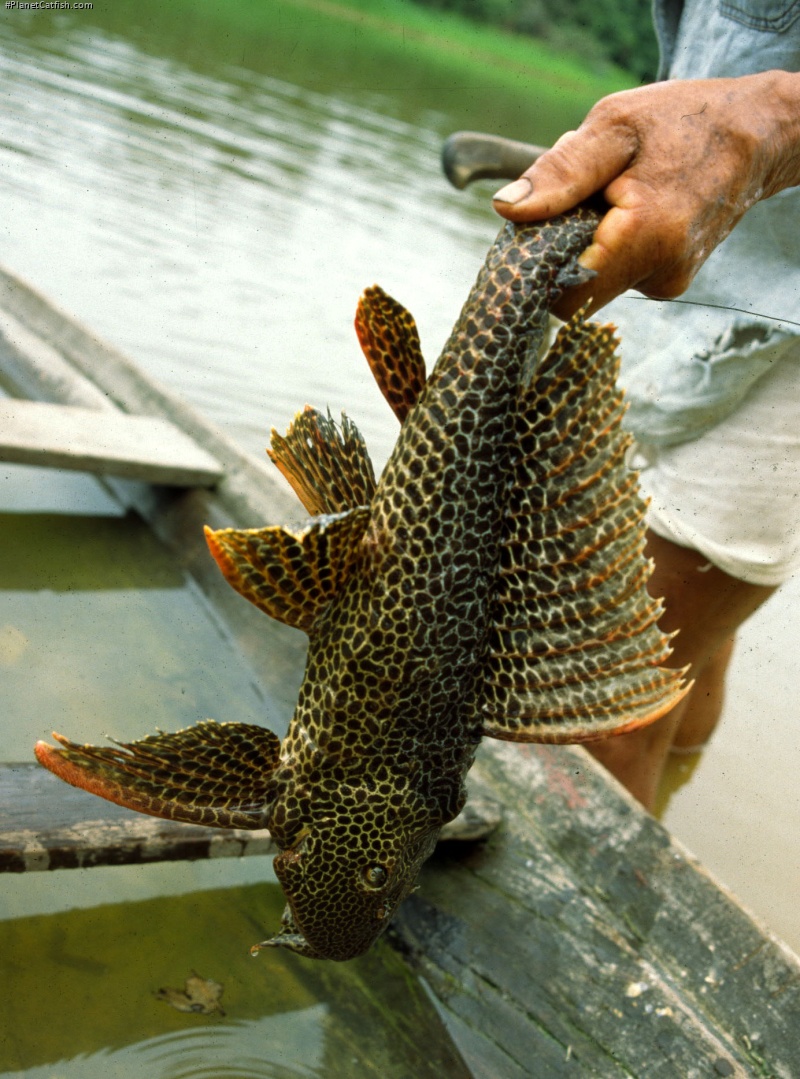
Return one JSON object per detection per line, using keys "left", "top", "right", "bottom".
{"left": 0, "top": 17, "right": 494, "bottom": 471}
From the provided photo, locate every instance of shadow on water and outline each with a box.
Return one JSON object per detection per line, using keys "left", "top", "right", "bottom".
{"left": 0, "top": 883, "right": 471, "bottom": 1078}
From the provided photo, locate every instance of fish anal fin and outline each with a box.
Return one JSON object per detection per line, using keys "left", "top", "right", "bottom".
{"left": 355, "top": 285, "right": 427, "bottom": 424}
{"left": 268, "top": 407, "right": 376, "bottom": 516}
{"left": 476, "top": 308, "right": 689, "bottom": 743}
{"left": 34, "top": 720, "right": 281, "bottom": 829}
{"left": 205, "top": 507, "right": 370, "bottom": 631}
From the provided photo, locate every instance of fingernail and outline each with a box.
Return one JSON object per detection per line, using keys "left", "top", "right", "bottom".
{"left": 492, "top": 177, "right": 532, "bottom": 205}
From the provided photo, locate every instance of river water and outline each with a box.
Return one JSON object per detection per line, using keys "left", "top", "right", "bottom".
{"left": 0, "top": 2, "right": 798, "bottom": 1075}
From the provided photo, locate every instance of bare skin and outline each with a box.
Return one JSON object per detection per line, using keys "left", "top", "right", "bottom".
{"left": 670, "top": 635, "right": 735, "bottom": 753}
{"left": 492, "top": 72, "right": 799, "bottom": 809}
{"left": 588, "top": 533, "right": 775, "bottom": 809}
{"left": 493, "top": 71, "right": 800, "bottom": 318}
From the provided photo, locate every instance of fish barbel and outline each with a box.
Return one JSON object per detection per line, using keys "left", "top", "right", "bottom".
{"left": 36, "top": 207, "right": 689, "bottom": 960}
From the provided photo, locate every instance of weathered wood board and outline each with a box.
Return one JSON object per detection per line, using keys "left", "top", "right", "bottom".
{"left": 391, "top": 742, "right": 800, "bottom": 1079}
{"left": 0, "top": 398, "right": 223, "bottom": 486}
{"left": 0, "top": 762, "right": 275, "bottom": 872}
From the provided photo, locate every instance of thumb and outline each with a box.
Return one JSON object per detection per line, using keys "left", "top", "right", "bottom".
{"left": 492, "top": 126, "right": 636, "bottom": 221}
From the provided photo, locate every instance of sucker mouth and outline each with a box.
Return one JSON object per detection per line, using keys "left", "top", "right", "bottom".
{"left": 250, "top": 905, "right": 320, "bottom": 958}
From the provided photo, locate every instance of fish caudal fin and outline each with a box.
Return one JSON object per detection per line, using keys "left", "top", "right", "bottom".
{"left": 268, "top": 407, "right": 376, "bottom": 516}
{"left": 34, "top": 720, "right": 281, "bottom": 828}
{"left": 479, "top": 310, "right": 690, "bottom": 744}
{"left": 355, "top": 285, "right": 427, "bottom": 424}
{"left": 205, "top": 507, "right": 370, "bottom": 631}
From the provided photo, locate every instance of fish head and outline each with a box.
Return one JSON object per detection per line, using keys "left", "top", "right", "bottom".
{"left": 260, "top": 783, "right": 442, "bottom": 961}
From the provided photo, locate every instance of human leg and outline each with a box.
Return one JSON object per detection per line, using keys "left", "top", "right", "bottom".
{"left": 670, "top": 635, "right": 735, "bottom": 753}
{"left": 587, "top": 530, "right": 775, "bottom": 810}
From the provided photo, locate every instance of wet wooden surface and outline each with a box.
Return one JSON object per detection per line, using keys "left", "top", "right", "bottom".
{"left": 0, "top": 399, "right": 223, "bottom": 485}
{"left": 0, "top": 762, "right": 275, "bottom": 872}
{"left": 391, "top": 741, "right": 800, "bottom": 1079}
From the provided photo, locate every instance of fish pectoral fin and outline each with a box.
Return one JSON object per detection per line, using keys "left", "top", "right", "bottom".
{"left": 268, "top": 406, "right": 377, "bottom": 516}
{"left": 355, "top": 285, "right": 427, "bottom": 424}
{"left": 34, "top": 720, "right": 281, "bottom": 828}
{"left": 205, "top": 507, "right": 370, "bottom": 631}
{"left": 478, "top": 310, "right": 690, "bottom": 743}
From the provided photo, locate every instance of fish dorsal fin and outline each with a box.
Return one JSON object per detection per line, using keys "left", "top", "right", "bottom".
{"left": 34, "top": 720, "right": 281, "bottom": 828}
{"left": 205, "top": 507, "right": 370, "bottom": 631}
{"left": 478, "top": 310, "right": 690, "bottom": 743}
{"left": 355, "top": 285, "right": 427, "bottom": 424}
{"left": 268, "top": 406, "right": 377, "bottom": 516}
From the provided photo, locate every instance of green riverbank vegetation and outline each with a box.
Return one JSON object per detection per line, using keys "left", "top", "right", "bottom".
{"left": 45, "top": 0, "right": 641, "bottom": 143}
{"left": 409, "top": 0, "right": 660, "bottom": 81}
{"left": 290, "top": 0, "right": 642, "bottom": 89}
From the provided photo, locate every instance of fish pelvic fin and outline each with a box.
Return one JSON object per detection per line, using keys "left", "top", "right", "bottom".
{"left": 268, "top": 406, "right": 376, "bottom": 516}
{"left": 34, "top": 720, "right": 280, "bottom": 828}
{"left": 355, "top": 285, "right": 427, "bottom": 424}
{"left": 479, "top": 309, "right": 690, "bottom": 744}
{"left": 205, "top": 507, "right": 370, "bottom": 631}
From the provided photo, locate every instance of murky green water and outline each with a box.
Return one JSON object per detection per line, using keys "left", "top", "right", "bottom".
{"left": 0, "top": 465, "right": 276, "bottom": 761}
{"left": 0, "top": 1, "right": 798, "bottom": 1074}
{"left": 1, "top": 879, "right": 470, "bottom": 1077}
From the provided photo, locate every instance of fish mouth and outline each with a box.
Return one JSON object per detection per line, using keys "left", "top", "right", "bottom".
{"left": 255, "top": 905, "right": 386, "bottom": 962}
{"left": 252, "top": 900, "right": 382, "bottom": 962}
{"left": 250, "top": 906, "right": 322, "bottom": 959}
{"left": 259, "top": 876, "right": 399, "bottom": 962}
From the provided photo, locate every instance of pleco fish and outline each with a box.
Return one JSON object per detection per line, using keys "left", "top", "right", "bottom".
{"left": 36, "top": 207, "right": 689, "bottom": 961}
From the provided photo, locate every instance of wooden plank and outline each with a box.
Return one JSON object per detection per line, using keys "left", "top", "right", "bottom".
{"left": 0, "top": 265, "right": 299, "bottom": 527}
{"left": 0, "top": 763, "right": 274, "bottom": 871}
{"left": 389, "top": 742, "right": 800, "bottom": 1079}
{"left": 0, "top": 763, "right": 501, "bottom": 873}
{"left": 0, "top": 399, "right": 223, "bottom": 486}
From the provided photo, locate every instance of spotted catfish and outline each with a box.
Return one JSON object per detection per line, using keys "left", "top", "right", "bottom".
{"left": 36, "top": 207, "right": 689, "bottom": 961}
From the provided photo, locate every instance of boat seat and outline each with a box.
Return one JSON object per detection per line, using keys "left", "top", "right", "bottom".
{"left": 0, "top": 398, "right": 223, "bottom": 487}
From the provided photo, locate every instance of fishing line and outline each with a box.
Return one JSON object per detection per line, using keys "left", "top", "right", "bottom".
{"left": 624, "top": 294, "right": 800, "bottom": 329}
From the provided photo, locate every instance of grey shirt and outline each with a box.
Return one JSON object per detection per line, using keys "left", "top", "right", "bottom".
{"left": 605, "top": 0, "right": 800, "bottom": 447}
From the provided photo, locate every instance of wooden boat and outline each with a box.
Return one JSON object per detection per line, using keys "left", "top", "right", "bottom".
{"left": 1, "top": 261, "right": 799, "bottom": 1077}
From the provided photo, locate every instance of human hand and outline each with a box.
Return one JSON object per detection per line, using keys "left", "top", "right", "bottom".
{"left": 492, "top": 71, "right": 800, "bottom": 318}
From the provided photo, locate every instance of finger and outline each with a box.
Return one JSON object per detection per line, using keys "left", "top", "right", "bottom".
{"left": 492, "top": 123, "right": 638, "bottom": 221}
{"left": 549, "top": 202, "right": 702, "bottom": 320}
{"left": 548, "top": 239, "right": 617, "bottom": 321}
{"left": 547, "top": 206, "right": 656, "bottom": 319}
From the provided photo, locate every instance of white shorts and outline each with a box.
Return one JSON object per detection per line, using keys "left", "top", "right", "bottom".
{"left": 632, "top": 347, "right": 800, "bottom": 587}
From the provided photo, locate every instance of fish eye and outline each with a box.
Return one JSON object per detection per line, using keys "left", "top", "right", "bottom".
{"left": 361, "top": 864, "right": 388, "bottom": 890}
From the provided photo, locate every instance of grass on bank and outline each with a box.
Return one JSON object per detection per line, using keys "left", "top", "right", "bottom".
{"left": 162, "top": 0, "right": 636, "bottom": 107}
